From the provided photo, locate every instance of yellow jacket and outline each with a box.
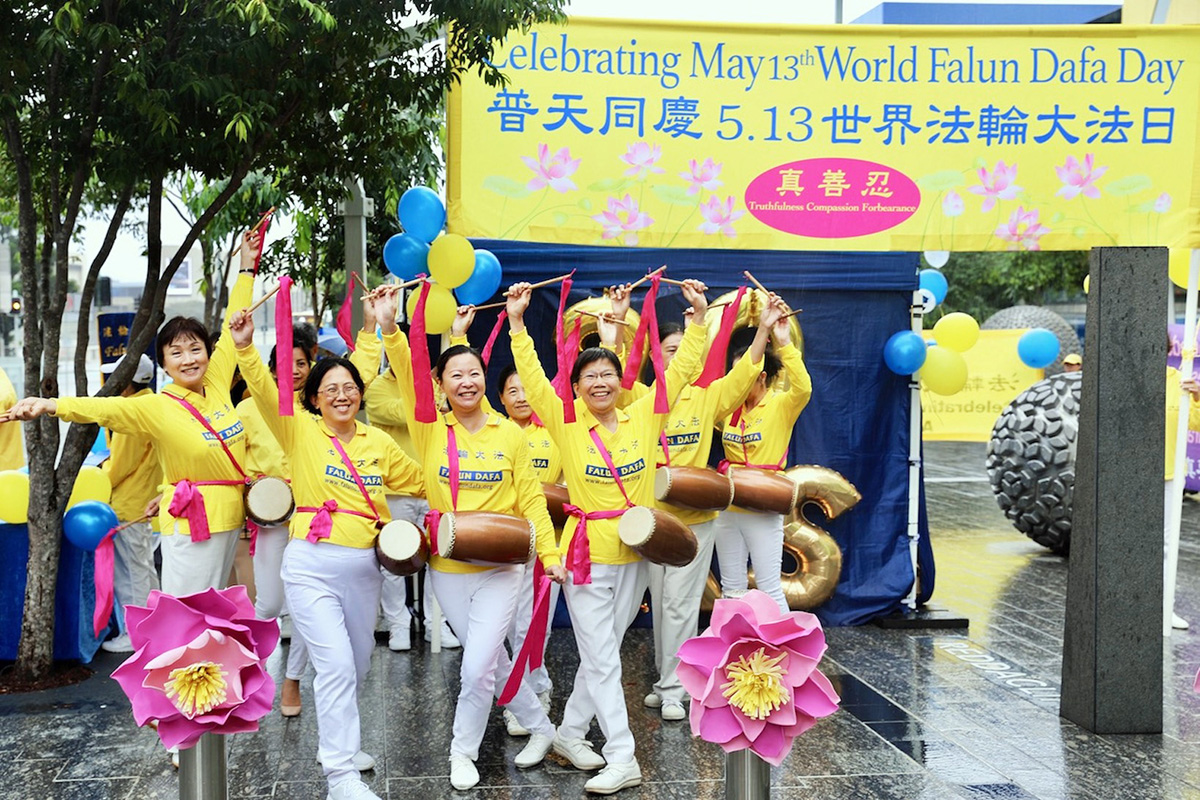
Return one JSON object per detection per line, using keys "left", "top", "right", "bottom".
{"left": 718, "top": 343, "right": 811, "bottom": 473}
{"left": 363, "top": 370, "right": 421, "bottom": 463}
{"left": 102, "top": 388, "right": 163, "bottom": 522}
{"left": 523, "top": 422, "right": 563, "bottom": 484}
{"left": 0, "top": 366, "right": 22, "bottom": 471}
{"left": 1165, "top": 366, "right": 1200, "bottom": 480}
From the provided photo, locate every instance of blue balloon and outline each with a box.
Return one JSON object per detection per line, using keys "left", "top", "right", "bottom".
{"left": 63, "top": 500, "right": 118, "bottom": 551}
{"left": 397, "top": 187, "right": 446, "bottom": 243}
{"left": 883, "top": 331, "right": 928, "bottom": 375}
{"left": 919, "top": 269, "right": 949, "bottom": 305}
{"left": 1018, "top": 328, "right": 1060, "bottom": 369}
{"left": 382, "top": 233, "right": 430, "bottom": 281}
{"left": 455, "top": 250, "right": 503, "bottom": 307}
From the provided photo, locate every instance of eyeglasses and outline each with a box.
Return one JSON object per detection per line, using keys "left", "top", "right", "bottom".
{"left": 319, "top": 384, "right": 360, "bottom": 400}
{"left": 579, "top": 371, "right": 619, "bottom": 383}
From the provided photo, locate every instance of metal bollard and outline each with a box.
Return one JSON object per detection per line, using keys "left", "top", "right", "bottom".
{"left": 725, "top": 749, "right": 771, "bottom": 800}
{"left": 178, "top": 733, "right": 228, "bottom": 800}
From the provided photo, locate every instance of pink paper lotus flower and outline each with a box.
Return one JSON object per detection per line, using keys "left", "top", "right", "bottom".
{"left": 676, "top": 590, "right": 839, "bottom": 767}
{"left": 995, "top": 206, "right": 1051, "bottom": 251}
{"left": 680, "top": 157, "right": 724, "bottom": 195}
{"left": 521, "top": 144, "right": 580, "bottom": 193}
{"left": 968, "top": 161, "right": 1022, "bottom": 212}
{"left": 620, "top": 141, "right": 665, "bottom": 179}
{"left": 592, "top": 194, "right": 654, "bottom": 245}
{"left": 942, "top": 190, "right": 964, "bottom": 218}
{"left": 112, "top": 586, "right": 279, "bottom": 750}
{"left": 698, "top": 196, "right": 745, "bottom": 238}
{"left": 1054, "top": 153, "right": 1107, "bottom": 201}
{"left": 1155, "top": 193, "right": 1172, "bottom": 213}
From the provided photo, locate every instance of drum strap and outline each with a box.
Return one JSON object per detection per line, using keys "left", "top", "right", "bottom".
{"left": 424, "top": 424, "right": 461, "bottom": 556}
{"left": 165, "top": 393, "right": 250, "bottom": 542}
{"left": 656, "top": 432, "right": 671, "bottom": 468}
{"left": 718, "top": 412, "right": 785, "bottom": 474}
{"left": 295, "top": 433, "right": 382, "bottom": 544}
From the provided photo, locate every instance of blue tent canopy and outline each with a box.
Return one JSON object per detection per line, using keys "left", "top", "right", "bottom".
{"left": 462, "top": 239, "right": 933, "bottom": 626}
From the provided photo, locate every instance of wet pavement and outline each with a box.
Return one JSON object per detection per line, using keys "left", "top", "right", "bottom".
{"left": 4, "top": 441, "right": 1200, "bottom": 799}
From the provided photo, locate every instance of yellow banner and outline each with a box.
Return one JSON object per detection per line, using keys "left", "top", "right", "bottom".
{"left": 920, "top": 330, "right": 1044, "bottom": 442}
{"left": 447, "top": 19, "right": 1200, "bottom": 252}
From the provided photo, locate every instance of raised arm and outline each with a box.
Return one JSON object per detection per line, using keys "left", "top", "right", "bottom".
{"left": 659, "top": 279, "right": 710, "bottom": 406}
{"left": 506, "top": 282, "right": 567, "bottom": 438}
{"left": 775, "top": 314, "right": 813, "bottom": 422}
{"left": 230, "top": 308, "right": 297, "bottom": 451}
{"left": 709, "top": 294, "right": 784, "bottom": 420}
{"left": 208, "top": 229, "right": 260, "bottom": 393}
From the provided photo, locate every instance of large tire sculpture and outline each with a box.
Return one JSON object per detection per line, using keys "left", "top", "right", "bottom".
{"left": 986, "top": 372, "right": 1081, "bottom": 555}
{"left": 982, "top": 305, "right": 1081, "bottom": 377}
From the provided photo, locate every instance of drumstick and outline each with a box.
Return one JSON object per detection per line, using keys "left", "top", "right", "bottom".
{"left": 360, "top": 275, "right": 425, "bottom": 300}
{"left": 473, "top": 271, "right": 576, "bottom": 310}
{"left": 230, "top": 206, "right": 277, "bottom": 258}
{"left": 244, "top": 283, "right": 281, "bottom": 316}
{"left": 629, "top": 265, "right": 668, "bottom": 290}
{"left": 743, "top": 270, "right": 771, "bottom": 296}
{"left": 577, "top": 310, "right": 630, "bottom": 326}
{"left": 660, "top": 277, "right": 686, "bottom": 287}
{"left": 780, "top": 307, "right": 804, "bottom": 319}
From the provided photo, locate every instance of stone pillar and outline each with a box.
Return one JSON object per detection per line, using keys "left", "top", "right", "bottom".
{"left": 338, "top": 177, "right": 375, "bottom": 334}
{"left": 1060, "top": 246, "right": 1165, "bottom": 734}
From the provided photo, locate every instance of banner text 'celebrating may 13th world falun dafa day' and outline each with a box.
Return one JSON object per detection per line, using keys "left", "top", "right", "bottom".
{"left": 447, "top": 19, "right": 1200, "bottom": 252}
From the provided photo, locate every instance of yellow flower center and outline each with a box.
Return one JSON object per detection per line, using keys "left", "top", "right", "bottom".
{"left": 721, "top": 648, "right": 789, "bottom": 720}
{"left": 164, "top": 662, "right": 228, "bottom": 718}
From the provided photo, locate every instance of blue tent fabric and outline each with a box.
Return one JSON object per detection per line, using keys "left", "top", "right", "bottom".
{"left": 461, "top": 240, "right": 933, "bottom": 626}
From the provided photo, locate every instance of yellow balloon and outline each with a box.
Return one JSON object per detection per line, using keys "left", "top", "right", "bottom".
{"left": 68, "top": 465, "right": 111, "bottom": 507}
{"left": 931, "top": 312, "right": 979, "bottom": 353}
{"left": 1169, "top": 249, "right": 1194, "bottom": 289}
{"left": 920, "top": 345, "right": 968, "bottom": 396}
{"left": 1083, "top": 274, "right": 1090, "bottom": 294}
{"left": 406, "top": 283, "right": 458, "bottom": 335}
{"left": 427, "top": 234, "right": 475, "bottom": 289}
{"left": 0, "top": 470, "right": 29, "bottom": 523}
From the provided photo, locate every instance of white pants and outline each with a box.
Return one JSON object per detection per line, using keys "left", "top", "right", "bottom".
{"left": 713, "top": 509, "right": 788, "bottom": 613}
{"left": 160, "top": 528, "right": 239, "bottom": 596}
{"left": 112, "top": 520, "right": 159, "bottom": 627}
{"left": 507, "top": 561, "right": 561, "bottom": 696}
{"left": 282, "top": 538, "right": 383, "bottom": 789}
{"left": 381, "top": 496, "right": 433, "bottom": 630}
{"left": 252, "top": 524, "right": 310, "bottom": 680}
{"left": 559, "top": 561, "right": 645, "bottom": 764}
{"left": 647, "top": 519, "right": 716, "bottom": 705}
{"left": 431, "top": 566, "right": 554, "bottom": 760}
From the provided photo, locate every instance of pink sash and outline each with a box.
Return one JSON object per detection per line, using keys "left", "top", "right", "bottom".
{"left": 297, "top": 433, "right": 381, "bottom": 543}
{"left": 164, "top": 392, "right": 249, "bottom": 542}
{"left": 718, "top": 407, "right": 786, "bottom": 473}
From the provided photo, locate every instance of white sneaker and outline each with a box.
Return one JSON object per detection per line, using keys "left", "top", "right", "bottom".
{"left": 101, "top": 633, "right": 134, "bottom": 653}
{"left": 168, "top": 747, "right": 179, "bottom": 769}
{"left": 584, "top": 760, "right": 642, "bottom": 794}
{"left": 425, "top": 622, "right": 462, "bottom": 649}
{"left": 515, "top": 732, "right": 555, "bottom": 769}
{"left": 551, "top": 733, "right": 605, "bottom": 771}
{"left": 537, "top": 689, "right": 552, "bottom": 714}
{"left": 388, "top": 625, "right": 411, "bottom": 652}
{"left": 661, "top": 701, "right": 686, "bottom": 721}
{"left": 642, "top": 692, "right": 661, "bottom": 709}
{"left": 504, "top": 708, "right": 530, "bottom": 737}
{"left": 449, "top": 755, "right": 479, "bottom": 790}
{"left": 1173, "top": 613, "right": 1190, "bottom": 630}
{"left": 327, "top": 778, "right": 381, "bottom": 800}
{"left": 318, "top": 750, "right": 377, "bottom": 771}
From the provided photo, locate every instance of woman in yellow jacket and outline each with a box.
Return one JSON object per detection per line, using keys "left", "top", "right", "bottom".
{"left": 378, "top": 289, "right": 561, "bottom": 792}
{"left": 712, "top": 315, "right": 812, "bottom": 613}
{"left": 505, "top": 278, "right": 709, "bottom": 796}
{"left": 230, "top": 301, "right": 420, "bottom": 800}
{"left": 5, "top": 231, "right": 261, "bottom": 596}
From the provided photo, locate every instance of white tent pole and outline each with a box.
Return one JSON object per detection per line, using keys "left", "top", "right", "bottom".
{"left": 905, "top": 287, "right": 923, "bottom": 612}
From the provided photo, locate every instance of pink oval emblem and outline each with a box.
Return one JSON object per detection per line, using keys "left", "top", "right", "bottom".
{"left": 745, "top": 158, "right": 920, "bottom": 238}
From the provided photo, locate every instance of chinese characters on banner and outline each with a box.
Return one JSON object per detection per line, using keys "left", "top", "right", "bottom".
{"left": 447, "top": 20, "right": 1200, "bottom": 251}
{"left": 98, "top": 312, "right": 156, "bottom": 391}
{"left": 920, "top": 330, "right": 1042, "bottom": 442}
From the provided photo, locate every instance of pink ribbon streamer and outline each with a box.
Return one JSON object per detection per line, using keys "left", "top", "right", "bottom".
{"left": 481, "top": 310, "right": 508, "bottom": 367}
{"left": 695, "top": 286, "right": 746, "bottom": 388}
{"left": 424, "top": 508, "right": 442, "bottom": 555}
{"left": 167, "top": 480, "right": 213, "bottom": 542}
{"left": 335, "top": 272, "right": 359, "bottom": 353}
{"left": 275, "top": 275, "right": 294, "bottom": 417}
{"left": 245, "top": 518, "right": 259, "bottom": 556}
{"left": 410, "top": 281, "right": 437, "bottom": 424}
{"left": 621, "top": 274, "right": 668, "bottom": 413}
{"left": 499, "top": 559, "right": 551, "bottom": 705}
{"left": 550, "top": 276, "right": 580, "bottom": 423}
{"left": 92, "top": 528, "right": 118, "bottom": 638}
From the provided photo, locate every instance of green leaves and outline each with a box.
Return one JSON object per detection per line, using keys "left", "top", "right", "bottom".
{"left": 483, "top": 175, "right": 530, "bottom": 198}
{"left": 1103, "top": 175, "right": 1153, "bottom": 197}
{"left": 917, "top": 170, "right": 966, "bottom": 191}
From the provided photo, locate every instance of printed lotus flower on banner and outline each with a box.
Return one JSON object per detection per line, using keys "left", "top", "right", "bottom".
{"left": 521, "top": 144, "right": 580, "bottom": 193}
{"left": 676, "top": 589, "right": 839, "bottom": 766}
{"left": 1156, "top": 193, "right": 1173, "bottom": 214}
{"left": 942, "top": 190, "right": 964, "bottom": 218}
{"left": 1054, "top": 153, "right": 1107, "bottom": 201}
{"left": 698, "top": 196, "right": 745, "bottom": 238}
{"left": 680, "top": 157, "right": 724, "bottom": 195}
{"left": 969, "top": 160, "right": 1022, "bottom": 212}
{"left": 995, "top": 206, "right": 1051, "bottom": 251}
{"left": 620, "top": 141, "right": 665, "bottom": 179}
{"left": 112, "top": 586, "right": 279, "bottom": 750}
{"left": 592, "top": 194, "right": 654, "bottom": 245}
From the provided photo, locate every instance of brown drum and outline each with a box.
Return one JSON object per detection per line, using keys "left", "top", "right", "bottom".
{"left": 729, "top": 467, "right": 800, "bottom": 515}
{"left": 436, "top": 511, "right": 536, "bottom": 565}
{"left": 654, "top": 466, "right": 734, "bottom": 511}
{"left": 543, "top": 483, "right": 571, "bottom": 529}
{"left": 245, "top": 476, "right": 294, "bottom": 526}
{"left": 617, "top": 506, "right": 698, "bottom": 567}
{"left": 375, "top": 519, "right": 428, "bottom": 577}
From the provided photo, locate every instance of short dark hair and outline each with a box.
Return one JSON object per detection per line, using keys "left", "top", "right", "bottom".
{"left": 158, "top": 317, "right": 213, "bottom": 365}
{"left": 498, "top": 363, "right": 520, "bottom": 394}
{"left": 436, "top": 344, "right": 485, "bottom": 380}
{"left": 728, "top": 326, "right": 781, "bottom": 381}
{"left": 303, "top": 357, "right": 366, "bottom": 414}
{"left": 640, "top": 321, "right": 686, "bottom": 384}
{"left": 571, "top": 348, "right": 623, "bottom": 386}
{"left": 268, "top": 326, "right": 318, "bottom": 373}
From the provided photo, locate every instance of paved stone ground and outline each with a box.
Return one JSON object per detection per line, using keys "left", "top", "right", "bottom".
{"left": 3, "top": 441, "right": 1200, "bottom": 799}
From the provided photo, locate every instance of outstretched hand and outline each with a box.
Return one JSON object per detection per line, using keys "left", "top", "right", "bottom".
{"left": 505, "top": 282, "right": 533, "bottom": 326}
{"left": 239, "top": 229, "right": 264, "bottom": 273}
{"left": 452, "top": 305, "right": 477, "bottom": 338}
{"left": 0, "top": 396, "right": 57, "bottom": 422}
{"left": 370, "top": 286, "right": 400, "bottom": 334}
{"left": 608, "top": 283, "right": 633, "bottom": 321}
{"left": 229, "top": 309, "right": 254, "bottom": 349}
{"left": 680, "top": 279, "right": 709, "bottom": 324}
